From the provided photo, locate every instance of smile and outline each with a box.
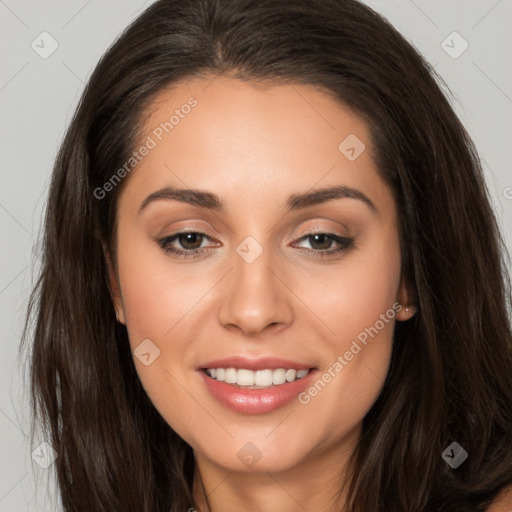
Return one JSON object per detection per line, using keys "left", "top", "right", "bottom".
{"left": 197, "top": 357, "right": 318, "bottom": 414}
{"left": 204, "top": 367, "right": 310, "bottom": 388}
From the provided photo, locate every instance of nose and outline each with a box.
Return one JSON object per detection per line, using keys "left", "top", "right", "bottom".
{"left": 217, "top": 240, "right": 294, "bottom": 337}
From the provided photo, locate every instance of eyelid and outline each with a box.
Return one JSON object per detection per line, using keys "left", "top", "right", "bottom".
{"left": 294, "top": 220, "right": 352, "bottom": 237}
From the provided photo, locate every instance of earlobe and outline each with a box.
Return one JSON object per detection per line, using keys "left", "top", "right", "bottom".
{"left": 397, "top": 304, "right": 417, "bottom": 321}
{"left": 104, "top": 246, "right": 126, "bottom": 325}
{"left": 395, "top": 274, "right": 418, "bottom": 322}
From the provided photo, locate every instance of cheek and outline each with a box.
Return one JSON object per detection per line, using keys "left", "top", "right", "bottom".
{"left": 298, "top": 225, "right": 402, "bottom": 348}
{"left": 114, "top": 234, "right": 223, "bottom": 424}
{"left": 115, "top": 230, "right": 213, "bottom": 346}
{"left": 115, "top": 244, "right": 208, "bottom": 432}
{"left": 292, "top": 228, "right": 401, "bottom": 416}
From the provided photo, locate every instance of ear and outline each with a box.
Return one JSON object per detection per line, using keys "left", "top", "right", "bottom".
{"left": 103, "top": 245, "right": 126, "bottom": 325}
{"left": 395, "top": 272, "right": 417, "bottom": 322}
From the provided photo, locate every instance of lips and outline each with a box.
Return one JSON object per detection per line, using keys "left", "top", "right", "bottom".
{"left": 197, "top": 356, "right": 317, "bottom": 414}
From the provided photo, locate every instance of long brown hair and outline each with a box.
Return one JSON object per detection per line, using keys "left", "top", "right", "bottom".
{"left": 21, "top": 0, "right": 512, "bottom": 510}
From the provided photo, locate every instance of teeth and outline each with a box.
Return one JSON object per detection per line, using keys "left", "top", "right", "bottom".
{"left": 297, "top": 369, "right": 309, "bottom": 379}
{"left": 272, "top": 369, "right": 286, "bottom": 385}
{"left": 285, "top": 369, "right": 296, "bottom": 382}
{"left": 224, "top": 368, "right": 237, "bottom": 384}
{"left": 205, "top": 367, "right": 311, "bottom": 388}
{"left": 237, "top": 369, "right": 254, "bottom": 386}
{"left": 255, "top": 369, "right": 273, "bottom": 387}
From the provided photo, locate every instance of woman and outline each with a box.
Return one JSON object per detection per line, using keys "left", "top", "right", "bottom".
{"left": 22, "top": 0, "right": 512, "bottom": 510}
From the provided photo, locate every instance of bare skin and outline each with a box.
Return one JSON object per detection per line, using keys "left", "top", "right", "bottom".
{"left": 108, "top": 75, "right": 418, "bottom": 511}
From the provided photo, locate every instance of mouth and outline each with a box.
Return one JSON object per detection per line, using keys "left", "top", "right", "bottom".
{"left": 196, "top": 357, "right": 318, "bottom": 414}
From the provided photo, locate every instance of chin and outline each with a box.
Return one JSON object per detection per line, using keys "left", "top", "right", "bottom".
{"left": 193, "top": 433, "right": 317, "bottom": 474}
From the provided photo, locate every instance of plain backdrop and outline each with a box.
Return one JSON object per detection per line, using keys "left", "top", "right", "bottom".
{"left": 0, "top": 1, "right": 511, "bottom": 510}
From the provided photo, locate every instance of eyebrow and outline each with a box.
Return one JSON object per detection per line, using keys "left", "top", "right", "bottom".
{"left": 138, "top": 185, "right": 378, "bottom": 216}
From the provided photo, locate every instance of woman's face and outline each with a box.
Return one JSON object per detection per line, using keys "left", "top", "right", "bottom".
{"left": 109, "top": 75, "right": 412, "bottom": 474}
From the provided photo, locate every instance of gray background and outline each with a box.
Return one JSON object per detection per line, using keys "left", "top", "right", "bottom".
{"left": 1, "top": 1, "right": 511, "bottom": 510}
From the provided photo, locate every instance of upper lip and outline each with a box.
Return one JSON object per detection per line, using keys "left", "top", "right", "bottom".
{"left": 198, "top": 356, "right": 315, "bottom": 371}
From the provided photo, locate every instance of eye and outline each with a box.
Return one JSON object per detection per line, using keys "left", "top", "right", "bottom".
{"left": 157, "top": 231, "right": 218, "bottom": 259}
{"left": 292, "top": 233, "right": 355, "bottom": 258}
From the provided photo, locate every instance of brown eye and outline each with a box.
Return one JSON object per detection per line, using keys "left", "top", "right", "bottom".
{"left": 293, "top": 233, "right": 355, "bottom": 259}
{"left": 177, "top": 232, "right": 204, "bottom": 250}
{"left": 308, "top": 234, "right": 334, "bottom": 250}
{"left": 157, "top": 231, "right": 218, "bottom": 259}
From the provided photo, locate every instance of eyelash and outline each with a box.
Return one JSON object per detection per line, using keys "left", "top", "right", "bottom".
{"left": 156, "top": 231, "right": 355, "bottom": 260}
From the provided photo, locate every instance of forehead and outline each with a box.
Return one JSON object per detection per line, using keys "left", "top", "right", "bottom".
{"left": 117, "top": 75, "right": 390, "bottom": 215}
{"left": 142, "top": 75, "right": 371, "bottom": 154}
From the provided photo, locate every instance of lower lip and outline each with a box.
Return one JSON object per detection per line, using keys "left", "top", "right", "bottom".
{"left": 199, "top": 369, "right": 317, "bottom": 414}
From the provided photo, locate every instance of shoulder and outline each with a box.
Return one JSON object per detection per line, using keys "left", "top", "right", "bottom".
{"left": 486, "top": 486, "right": 512, "bottom": 511}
